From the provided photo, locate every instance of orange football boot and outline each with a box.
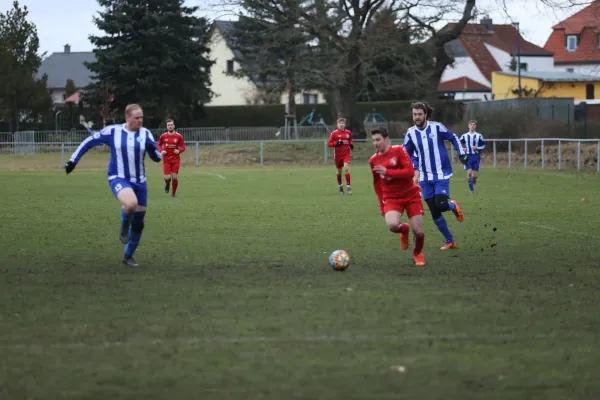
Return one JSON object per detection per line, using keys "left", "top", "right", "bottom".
{"left": 440, "top": 241, "right": 456, "bottom": 250}
{"left": 413, "top": 253, "right": 425, "bottom": 267}
{"left": 450, "top": 200, "right": 464, "bottom": 222}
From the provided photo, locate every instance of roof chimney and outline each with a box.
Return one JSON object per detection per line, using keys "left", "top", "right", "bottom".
{"left": 480, "top": 17, "right": 494, "bottom": 32}
{"left": 64, "top": 44, "right": 71, "bottom": 53}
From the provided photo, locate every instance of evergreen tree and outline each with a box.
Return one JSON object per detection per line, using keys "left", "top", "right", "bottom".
{"left": 84, "top": 0, "right": 214, "bottom": 126}
{"left": 0, "top": 1, "right": 52, "bottom": 132}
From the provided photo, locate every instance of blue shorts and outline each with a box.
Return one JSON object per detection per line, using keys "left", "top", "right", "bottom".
{"left": 420, "top": 179, "right": 450, "bottom": 200}
{"left": 464, "top": 154, "right": 481, "bottom": 171}
{"left": 109, "top": 178, "right": 148, "bottom": 207}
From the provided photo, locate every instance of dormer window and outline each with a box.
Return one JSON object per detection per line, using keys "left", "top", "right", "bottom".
{"left": 567, "top": 35, "right": 578, "bottom": 52}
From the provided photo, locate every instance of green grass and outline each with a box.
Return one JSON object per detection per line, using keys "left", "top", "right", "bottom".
{"left": 1, "top": 155, "right": 600, "bottom": 399}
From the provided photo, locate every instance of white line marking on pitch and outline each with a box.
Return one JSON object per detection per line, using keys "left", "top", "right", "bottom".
{"left": 198, "top": 172, "right": 226, "bottom": 180}
{"left": 2, "top": 332, "right": 560, "bottom": 351}
{"left": 519, "top": 221, "right": 598, "bottom": 238}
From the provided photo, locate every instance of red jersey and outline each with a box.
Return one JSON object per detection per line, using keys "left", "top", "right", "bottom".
{"left": 369, "top": 145, "right": 420, "bottom": 208}
{"left": 157, "top": 132, "right": 185, "bottom": 161}
{"left": 327, "top": 129, "right": 353, "bottom": 159}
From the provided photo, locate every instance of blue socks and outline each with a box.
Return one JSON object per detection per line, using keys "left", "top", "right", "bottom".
{"left": 124, "top": 211, "right": 145, "bottom": 258}
{"left": 121, "top": 209, "right": 133, "bottom": 226}
{"left": 447, "top": 200, "right": 456, "bottom": 211}
{"left": 468, "top": 177, "right": 474, "bottom": 193}
{"left": 434, "top": 216, "right": 453, "bottom": 242}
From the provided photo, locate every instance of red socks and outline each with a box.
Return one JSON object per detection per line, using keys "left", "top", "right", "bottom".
{"left": 398, "top": 224, "right": 409, "bottom": 234}
{"left": 414, "top": 233, "right": 425, "bottom": 255}
{"left": 172, "top": 179, "right": 178, "bottom": 195}
{"left": 345, "top": 173, "right": 351, "bottom": 185}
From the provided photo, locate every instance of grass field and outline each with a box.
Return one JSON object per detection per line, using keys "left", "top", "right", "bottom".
{"left": 1, "top": 152, "right": 600, "bottom": 399}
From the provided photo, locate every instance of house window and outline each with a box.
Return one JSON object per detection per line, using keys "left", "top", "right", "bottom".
{"left": 566, "top": 35, "right": 578, "bottom": 52}
{"left": 586, "top": 83, "right": 595, "bottom": 100}
{"left": 303, "top": 93, "right": 318, "bottom": 104}
{"left": 566, "top": 68, "right": 574, "bottom": 73}
{"left": 519, "top": 63, "right": 528, "bottom": 71}
{"left": 226, "top": 59, "right": 234, "bottom": 73}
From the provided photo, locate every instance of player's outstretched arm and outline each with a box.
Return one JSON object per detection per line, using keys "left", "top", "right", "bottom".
{"left": 439, "top": 124, "right": 465, "bottom": 156}
{"left": 157, "top": 134, "right": 165, "bottom": 153}
{"left": 145, "top": 132, "right": 163, "bottom": 163}
{"left": 327, "top": 132, "right": 338, "bottom": 148}
{"left": 65, "top": 128, "right": 111, "bottom": 174}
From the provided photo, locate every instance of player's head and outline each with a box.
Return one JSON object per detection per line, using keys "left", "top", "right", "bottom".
{"left": 125, "top": 104, "right": 144, "bottom": 130}
{"left": 371, "top": 127, "right": 389, "bottom": 152}
{"left": 166, "top": 119, "right": 175, "bottom": 132}
{"left": 337, "top": 118, "right": 346, "bottom": 130}
{"left": 468, "top": 120, "right": 477, "bottom": 132}
{"left": 411, "top": 102, "right": 433, "bottom": 129}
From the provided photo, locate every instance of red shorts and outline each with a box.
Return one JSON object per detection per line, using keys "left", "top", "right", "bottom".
{"left": 163, "top": 159, "right": 180, "bottom": 174}
{"left": 335, "top": 155, "right": 351, "bottom": 169}
{"left": 383, "top": 194, "right": 424, "bottom": 218}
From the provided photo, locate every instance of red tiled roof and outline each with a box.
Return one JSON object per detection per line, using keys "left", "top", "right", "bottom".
{"left": 443, "top": 23, "right": 552, "bottom": 82}
{"left": 544, "top": 1, "right": 600, "bottom": 64}
{"left": 438, "top": 77, "right": 490, "bottom": 92}
{"left": 64, "top": 91, "right": 80, "bottom": 102}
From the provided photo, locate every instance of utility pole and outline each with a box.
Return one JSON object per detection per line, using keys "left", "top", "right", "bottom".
{"left": 514, "top": 22, "right": 522, "bottom": 98}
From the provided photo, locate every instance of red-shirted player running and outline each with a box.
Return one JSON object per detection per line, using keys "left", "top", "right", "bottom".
{"left": 327, "top": 118, "right": 353, "bottom": 194}
{"left": 369, "top": 127, "right": 426, "bottom": 267}
{"left": 157, "top": 119, "right": 185, "bottom": 198}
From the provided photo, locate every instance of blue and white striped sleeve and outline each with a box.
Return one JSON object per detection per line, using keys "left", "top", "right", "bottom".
{"left": 477, "top": 133, "right": 486, "bottom": 150}
{"left": 438, "top": 123, "right": 465, "bottom": 156}
{"left": 69, "top": 126, "right": 112, "bottom": 164}
{"left": 145, "top": 131, "right": 162, "bottom": 163}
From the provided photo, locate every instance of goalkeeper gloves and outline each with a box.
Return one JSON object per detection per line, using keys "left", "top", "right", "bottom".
{"left": 65, "top": 161, "right": 76, "bottom": 174}
{"left": 336, "top": 140, "right": 344, "bottom": 146}
{"left": 459, "top": 154, "right": 468, "bottom": 165}
{"left": 349, "top": 144, "right": 354, "bottom": 150}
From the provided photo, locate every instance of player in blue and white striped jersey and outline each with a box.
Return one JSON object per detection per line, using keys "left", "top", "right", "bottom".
{"left": 64, "top": 104, "right": 162, "bottom": 267}
{"left": 459, "top": 120, "right": 486, "bottom": 194}
{"left": 403, "top": 102, "right": 468, "bottom": 251}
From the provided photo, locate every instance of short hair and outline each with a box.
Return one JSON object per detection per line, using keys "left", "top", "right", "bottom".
{"left": 337, "top": 118, "right": 346, "bottom": 123}
{"left": 371, "top": 126, "right": 388, "bottom": 138}
{"left": 166, "top": 119, "right": 174, "bottom": 124}
{"left": 469, "top": 120, "right": 477, "bottom": 124}
{"left": 125, "top": 103, "right": 143, "bottom": 116}
{"left": 411, "top": 101, "right": 434, "bottom": 118}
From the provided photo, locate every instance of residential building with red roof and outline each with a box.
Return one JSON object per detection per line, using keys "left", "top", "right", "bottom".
{"left": 438, "top": 18, "right": 554, "bottom": 100}
{"left": 543, "top": 0, "right": 600, "bottom": 76}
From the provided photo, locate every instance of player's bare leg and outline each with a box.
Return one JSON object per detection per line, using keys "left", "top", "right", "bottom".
{"left": 408, "top": 215, "right": 425, "bottom": 266}
{"left": 384, "top": 211, "right": 410, "bottom": 251}
{"left": 117, "top": 188, "right": 138, "bottom": 245}
{"left": 336, "top": 167, "right": 344, "bottom": 194}
{"left": 472, "top": 170, "right": 478, "bottom": 185}
{"left": 343, "top": 162, "right": 352, "bottom": 194}
{"left": 171, "top": 172, "right": 178, "bottom": 198}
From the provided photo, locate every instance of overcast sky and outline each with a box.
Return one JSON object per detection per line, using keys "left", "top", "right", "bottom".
{"left": 4, "top": 0, "right": 588, "bottom": 55}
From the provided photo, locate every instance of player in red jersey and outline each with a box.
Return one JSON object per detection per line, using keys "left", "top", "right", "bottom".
{"left": 327, "top": 118, "right": 353, "bottom": 194}
{"left": 157, "top": 119, "right": 186, "bottom": 198}
{"left": 369, "top": 127, "right": 426, "bottom": 266}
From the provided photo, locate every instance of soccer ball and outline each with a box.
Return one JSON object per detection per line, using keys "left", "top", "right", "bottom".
{"left": 328, "top": 250, "right": 351, "bottom": 271}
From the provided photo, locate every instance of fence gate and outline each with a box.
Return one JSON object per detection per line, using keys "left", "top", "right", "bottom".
{"left": 14, "top": 131, "right": 35, "bottom": 154}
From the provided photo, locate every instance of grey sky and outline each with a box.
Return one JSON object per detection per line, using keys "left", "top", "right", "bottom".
{"left": 5, "top": 0, "right": 587, "bottom": 55}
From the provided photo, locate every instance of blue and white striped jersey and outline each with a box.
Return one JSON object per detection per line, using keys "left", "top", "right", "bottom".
{"left": 459, "top": 131, "right": 486, "bottom": 155}
{"left": 69, "top": 124, "right": 162, "bottom": 183}
{"left": 403, "top": 121, "right": 465, "bottom": 182}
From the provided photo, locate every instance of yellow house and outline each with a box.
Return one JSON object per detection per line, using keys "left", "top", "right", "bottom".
{"left": 491, "top": 71, "right": 600, "bottom": 101}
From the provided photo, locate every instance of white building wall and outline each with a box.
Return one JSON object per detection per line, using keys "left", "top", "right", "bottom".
{"left": 440, "top": 56, "right": 490, "bottom": 87}
{"left": 485, "top": 43, "right": 554, "bottom": 72}
{"left": 555, "top": 63, "right": 600, "bottom": 77}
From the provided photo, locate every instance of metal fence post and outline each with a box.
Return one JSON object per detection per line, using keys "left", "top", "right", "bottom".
{"left": 61, "top": 143, "right": 65, "bottom": 167}
{"left": 524, "top": 140, "right": 528, "bottom": 169}
{"left": 508, "top": 139, "right": 512, "bottom": 169}
{"left": 260, "top": 141, "right": 264, "bottom": 166}
{"left": 597, "top": 140, "right": 600, "bottom": 173}
{"left": 577, "top": 140, "right": 581, "bottom": 170}
{"left": 324, "top": 140, "right": 328, "bottom": 164}
{"left": 541, "top": 140, "right": 545, "bottom": 169}
{"left": 195, "top": 142, "right": 199, "bottom": 167}
{"left": 493, "top": 140, "right": 497, "bottom": 168}
{"left": 558, "top": 140, "right": 562, "bottom": 169}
